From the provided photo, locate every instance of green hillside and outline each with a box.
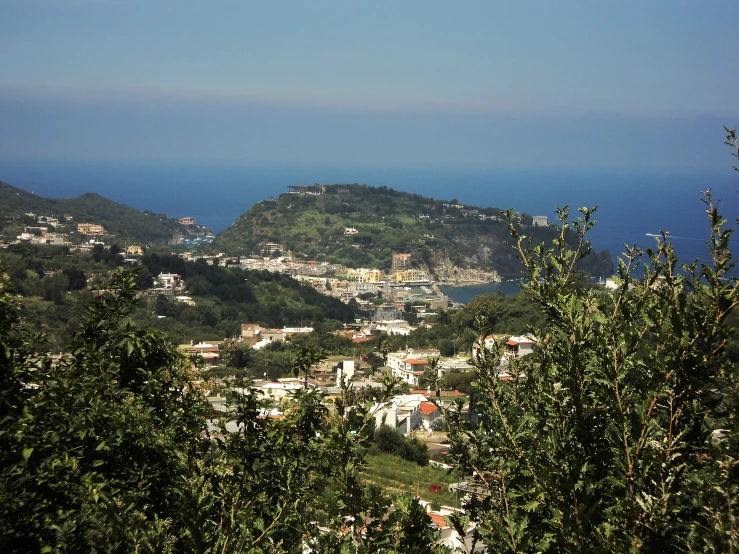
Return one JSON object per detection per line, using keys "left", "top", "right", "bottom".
{"left": 212, "top": 184, "right": 613, "bottom": 278}
{"left": 0, "top": 181, "right": 197, "bottom": 245}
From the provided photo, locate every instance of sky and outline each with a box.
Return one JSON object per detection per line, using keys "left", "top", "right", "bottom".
{"left": 1, "top": 0, "right": 738, "bottom": 170}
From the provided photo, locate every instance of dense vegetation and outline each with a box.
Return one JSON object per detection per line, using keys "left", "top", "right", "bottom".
{"left": 373, "top": 425, "right": 430, "bottom": 466}
{"left": 443, "top": 195, "right": 739, "bottom": 552}
{"left": 212, "top": 184, "right": 613, "bottom": 277}
{"left": 1, "top": 137, "right": 737, "bottom": 552}
{"left": 0, "top": 244, "right": 362, "bottom": 352}
{"left": 1, "top": 189, "right": 737, "bottom": 551}
{"left": 0, "top": 181, "right": 197, "bottom": 244}
{"left": 0, "top": 270, "right": 448, "bottom": 552}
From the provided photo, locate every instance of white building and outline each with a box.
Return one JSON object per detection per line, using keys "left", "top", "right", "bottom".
{"left": 372, "top": 394, "right": 427, "bottom": 436}
{"left": 387, "top": 349, "right": 441, "bottom": 386}
{"left": 473, "top": 335, "right": 537, "bottom": 363}
{"left": 336, "top": 360, "right": 355, "bottom": 387}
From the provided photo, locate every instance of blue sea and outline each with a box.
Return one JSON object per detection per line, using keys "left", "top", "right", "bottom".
{"left": 3, "top": 159, "right": 738, "bottom": 296}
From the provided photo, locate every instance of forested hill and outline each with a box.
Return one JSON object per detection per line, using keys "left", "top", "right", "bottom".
{"left": 0, "top": 181, "right": 198, "bottom": 244}
{"left": 212, "top": 183, "right": 613, "bottom": 278}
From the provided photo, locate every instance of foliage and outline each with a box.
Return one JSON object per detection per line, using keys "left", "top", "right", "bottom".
{"left": 0, "top": 269, "right": 211, "bottom": 552}
{"left": 0, "top": 270, "right": 447, "bottom": 552}
{"left": 0, "top": 181, "right": 195, "bottom": 245}
{"left": 212, "top": 184, "right": 612, "bottom": 277}
{"left": 445, "top": 193, "right": 739, "bottom": 552}
{"left": 374, "top": 425, "right": 430, "bottom": 466}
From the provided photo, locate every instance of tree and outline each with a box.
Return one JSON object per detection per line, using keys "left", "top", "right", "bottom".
{"left": 445, "top": 193, "right": 739, "bottom": 552}
{"left": 62, "top": 267, "right": 87, "bottom": 290}
{"left": 0, "top": 269, "right": 211, "bottom": 551}
{"left": 0, "top": 270, "right": 446, "bottom": 552}
{"left": 41, "top": 272, "right": 69, "bottom": 303}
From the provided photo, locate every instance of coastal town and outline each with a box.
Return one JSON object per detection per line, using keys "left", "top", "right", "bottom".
{"left": 3, "top": 200, "right": 543, "bottom": 551}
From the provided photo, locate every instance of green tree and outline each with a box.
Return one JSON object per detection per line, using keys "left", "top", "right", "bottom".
{"left": 40, "top": 272, "right": 69, "bottom": 303}
{"left": 445, "top": 194, "right": 739, "bottom": 552}
{"left": 0, "top": 269, "right": 210, "bottom": 551}
{"left": 62, "top": 267, "right": 87, "bottom": 290}
{"left": 0, "top": 270, "right": 447, "bottom": 552}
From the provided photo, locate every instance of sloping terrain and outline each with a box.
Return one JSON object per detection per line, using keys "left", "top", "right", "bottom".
{"left": 213, "top": 184, "right": 613, "bottom": 278}
{"left": 0, "top": 181, "right": 194, "bottom": 244}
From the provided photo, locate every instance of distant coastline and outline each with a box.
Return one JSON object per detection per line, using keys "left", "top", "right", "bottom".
{"left": 2, "top": 161, "right": 737, "bottom": 277}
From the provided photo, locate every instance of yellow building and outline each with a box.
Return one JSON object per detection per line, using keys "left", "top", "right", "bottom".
{"left": 126, "top": 245, "right": 144, "bottom": 256}
{"left": 347, "top": 268, "right": 386, "bottom": 283}
{"left": 392, "top": 269, "right": 424, "bottom": 283}
{"left": 77, "top": 223, "right": 105, "bottom": 235}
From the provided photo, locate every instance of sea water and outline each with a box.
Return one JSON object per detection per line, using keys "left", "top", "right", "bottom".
{"left": 2, "top": 159, "right": 738, "bottom": 290}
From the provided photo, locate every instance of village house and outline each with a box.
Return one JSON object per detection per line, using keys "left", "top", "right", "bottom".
{"left": 126, "top": 245, "right": 144, "bottom": 256}
{"left": 410, "top": 388, "right": 468, "bottom": 410}
{"left": 157, "top": 272, "right": 182, "bottom": 289}
{"left": 31, "top": 233, "right": 69, "bottom": 246}
{"left": 421, "top": 503, "right": 486, "bottom": 553}
{"left": 178, "top": 341, "right": 221, "bottom": 365}
{"left": 77, "top": 223, "right": 106, "bottom": 235}
{"left": 370, "top": 319, "right": 412, "bottom": 336}
{"left": 374, "top": 304, "right": 403, "bottom": 321}
{"left": 387, "top": 349, "right": 441, "bottom": 386}
{"left": 437, "top": 357, "right": 474, "bottom": 377}
{"left": 473, "top": 334, "right": 537, "bottom": 363}
{"left": 391, "top": 268, "right": 430, "bottom": 285}
{"left": 419, "top": 401, "right": 442, "bottom": 429}
{"left": 240, "top": 324, "right": 284, "bottom": 347}
{"left": 372, "top": 393, "right": 426, "bottom": 436}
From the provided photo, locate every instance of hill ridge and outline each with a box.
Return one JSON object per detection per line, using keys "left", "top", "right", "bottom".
{"left": 213, "top": 183, "right": 613, "bottom": 280}
{"left": 0, "top": 181, "right": 207, "bottom": 246}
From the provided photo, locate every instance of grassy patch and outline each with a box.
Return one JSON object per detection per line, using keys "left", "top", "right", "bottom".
{"left": 361, "top": 450, "right": 463, "bottom": 507}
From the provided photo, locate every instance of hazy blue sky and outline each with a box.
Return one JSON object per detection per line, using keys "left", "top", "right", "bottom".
{"left": 1, "top": 0, "right": 738, "bottom": 170}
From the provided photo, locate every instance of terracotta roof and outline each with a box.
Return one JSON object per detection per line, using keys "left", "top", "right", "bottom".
{"left": 352, "top": 337, "right": 370, "bottom": 343}
{"left": 412, "top": 370, "right": 426, "bottom": 376}
{"left": 420, "top": 401, "right": 439, "bottom": 416}
{"left": 428, "top": 512, "right": 448, "bottom": 529}
{"left": 405, "top": 359, "right": 429, "bottom": 365}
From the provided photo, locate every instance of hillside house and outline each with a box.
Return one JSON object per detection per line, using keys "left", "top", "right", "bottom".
{"left": 126, "top": 245, "right": 144, "bottom": 256}
{"left": 77, "top": 223, "right": 106, "bottom": 235}
{"left": 504, "top": 335, "right": 537, "bottom": 359}
{"left": 473, "top": 334, "right": 537, "bottom": 363}
{"left": 371, "top": 320, "right": 412, "bottom": 336}
{"left": 374, "top": 304, "right": 403, "bottom": 321}
{"left": 387, "top": 349, "right": 440, "bottom": 385}
{"left": 178, "top": 342, "right": 220, "bottom": 365}
{"left": 422, "top": 504, "right": 486, "bottom": 553}
{"left": 372, "top": 394, "right": 426, "bottom": 436}
{"left": 393, "top": 358, "right": 429, "bottom": 387}
{"left": 156, "top": 273, "right": 181, "bottom": 289}
{"left": 420, "top": 401, "right": 442, "bottom": 429}
{"left": 240, "top": 324, "right": 284, "bottom": 347}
